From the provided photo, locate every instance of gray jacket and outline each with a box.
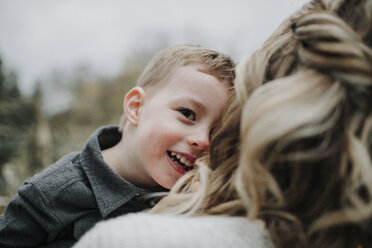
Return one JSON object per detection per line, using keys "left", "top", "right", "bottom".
{"left": 0, "top": 126, "right": 161, "bottom": 248}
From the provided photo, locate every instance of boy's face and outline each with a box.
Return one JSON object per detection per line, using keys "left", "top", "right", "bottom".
{"left": 128, "top": 64, "right": 229, "bottom": 189}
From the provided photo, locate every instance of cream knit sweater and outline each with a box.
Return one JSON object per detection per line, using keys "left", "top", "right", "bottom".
{"left": 73, "top": 213, "right": 274, "bottom": 248}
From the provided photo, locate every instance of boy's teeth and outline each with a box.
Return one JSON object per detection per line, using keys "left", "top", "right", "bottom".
{"left": 169, "top": 151, "right": 194, "bottom": 168}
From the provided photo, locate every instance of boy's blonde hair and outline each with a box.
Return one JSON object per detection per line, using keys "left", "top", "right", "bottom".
{"left": 118, "top": 45, "right": 235, "bottom": 131}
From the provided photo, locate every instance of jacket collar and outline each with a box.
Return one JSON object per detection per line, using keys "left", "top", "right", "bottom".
{"left": 79, "top": 125, "right": 154, "bottom": 217}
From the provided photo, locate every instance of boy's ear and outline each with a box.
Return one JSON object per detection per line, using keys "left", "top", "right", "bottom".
{"left": 123, "top": 87, "right": 146, "bottom": 126}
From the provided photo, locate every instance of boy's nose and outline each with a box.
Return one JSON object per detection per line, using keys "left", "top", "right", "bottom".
{"left": 186, "top": 132, "right": 209, "bottom": 154}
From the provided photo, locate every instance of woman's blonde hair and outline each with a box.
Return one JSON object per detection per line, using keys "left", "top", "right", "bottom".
{"left": 151, "top": 0, "right": 372, "bottom": 247}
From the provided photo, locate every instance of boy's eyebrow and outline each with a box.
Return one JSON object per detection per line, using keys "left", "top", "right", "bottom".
{"left": 190, "top": 99, "right": 205, "bottom": 109}
{"left": 187, "top": 97, "right": 206, "bottom": 112}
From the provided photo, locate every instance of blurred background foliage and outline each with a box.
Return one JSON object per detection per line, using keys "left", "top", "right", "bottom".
{"left": 0, "top": 48, "right": 156, "bottom": 211}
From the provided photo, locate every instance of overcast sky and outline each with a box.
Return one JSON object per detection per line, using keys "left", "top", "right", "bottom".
{"left": 0, "top": 0, "right": 308, "bottom": 95}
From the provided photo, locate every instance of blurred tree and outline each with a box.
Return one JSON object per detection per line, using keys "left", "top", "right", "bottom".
{"left": 0, "top": 57, "right": 35, "bottom": 195}
{"left": 26, "top": 82, "right": 52, "bottom": 175}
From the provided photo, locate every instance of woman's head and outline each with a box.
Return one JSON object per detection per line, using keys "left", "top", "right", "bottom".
{"left": 152, "top": 0, "right": 372, "bottom": 247}
{"left": 231, "top": 0, "right": 372, "bottom": 246}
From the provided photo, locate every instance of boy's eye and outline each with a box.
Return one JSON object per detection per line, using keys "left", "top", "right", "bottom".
{"left": 178, "top": 108, "right": 196, "bottom": 121}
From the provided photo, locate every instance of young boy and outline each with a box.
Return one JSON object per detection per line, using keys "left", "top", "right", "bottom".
{"left": 0, "top": 45, "right": 235, "bottom": 247}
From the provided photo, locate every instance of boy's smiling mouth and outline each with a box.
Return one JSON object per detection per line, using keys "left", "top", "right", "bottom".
{"left": 167, "top": 151, "right": 195, "bottom": 173}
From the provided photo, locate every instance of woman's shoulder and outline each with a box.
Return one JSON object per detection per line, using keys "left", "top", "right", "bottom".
{"left": 74, "top": 213, "right": 274, "bottom": 248}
